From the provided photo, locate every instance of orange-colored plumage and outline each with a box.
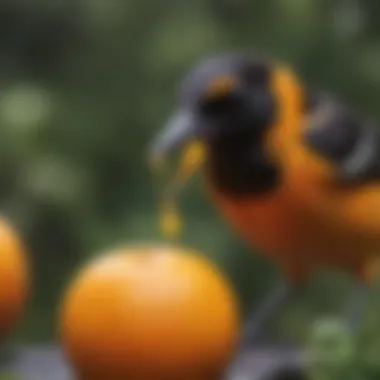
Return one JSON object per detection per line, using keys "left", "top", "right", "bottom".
{"left": 205, "top": 66, "right": 379, "bottom": 284}
{"left": 150, "top": 54, "right": 380, "bottom": 340}
{"left": 208, "top": 181, "right": 376, "bottom": 283}
{"left": 153, "top": 61, "right": 380, "bottom": 289}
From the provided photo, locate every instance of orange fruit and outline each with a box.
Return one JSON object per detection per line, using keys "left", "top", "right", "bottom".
{"left": 0, "top": 217, "right": 30, "bottom": 338}
{"left": 58, "top": 243, "right": 240, "bottom": 380}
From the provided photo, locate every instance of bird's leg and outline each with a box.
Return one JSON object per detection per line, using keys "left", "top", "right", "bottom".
{"left": 239, "top": 282, "right": 295, "bottom": 349}
{"left": 344, "top": 282, "right": 371, "bottom": 332}
{"left": 222, "top": 282, "right": 296, "bottom": 380}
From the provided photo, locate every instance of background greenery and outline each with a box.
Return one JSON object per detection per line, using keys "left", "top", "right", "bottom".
{"left": 1, "top": 0, "right": 380, "bottom": 367}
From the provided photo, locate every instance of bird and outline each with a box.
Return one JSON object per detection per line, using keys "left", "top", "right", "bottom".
{"left": 148, "top": 51, "right": 380, "bottom": 349}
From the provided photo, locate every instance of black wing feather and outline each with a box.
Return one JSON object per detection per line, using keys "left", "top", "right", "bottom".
{"left": 303, "top": 94, "right": 380, "bottom": 184}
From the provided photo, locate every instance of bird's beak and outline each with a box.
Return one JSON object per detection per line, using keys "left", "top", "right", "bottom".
{"left": 149, "top": 110, "right": 197, "bottom": 164}
{"left": 148, "top": 109, "right": 204, "bottom": 239}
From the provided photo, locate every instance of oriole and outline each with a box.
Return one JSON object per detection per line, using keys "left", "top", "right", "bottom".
{"left": 148, "top": 52, "right": 379, "bottom": 347}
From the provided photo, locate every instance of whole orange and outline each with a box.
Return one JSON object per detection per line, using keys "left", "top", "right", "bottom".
{"left": 58, "top": 243, "right": 240, "bottom": 380}
{"left": 0, "top": 217, "right": 30, "bottom": 338}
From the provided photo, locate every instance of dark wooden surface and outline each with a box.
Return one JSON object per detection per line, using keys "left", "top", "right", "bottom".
{"left": 4, "top": 345, "right": 308, "bottom": 380}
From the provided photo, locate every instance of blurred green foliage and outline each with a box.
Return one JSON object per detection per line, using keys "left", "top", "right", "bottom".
{"left": 0, "top": 3, "right": 380, "bottom": 369}
{"left": 0, "top": 374, "right": 15, "bottom": 380}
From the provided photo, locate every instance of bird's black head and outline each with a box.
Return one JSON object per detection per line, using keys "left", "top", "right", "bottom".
{"left": 149, "top": 52, "right": 276, "bottom": 159}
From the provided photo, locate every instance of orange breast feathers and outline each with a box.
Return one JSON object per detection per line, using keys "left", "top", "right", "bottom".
{"left": 207, "top": 184, "right": 309, "bottom": 260}
{"left": 207, "top": 180, "right": 377, "bottom": 281}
